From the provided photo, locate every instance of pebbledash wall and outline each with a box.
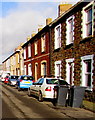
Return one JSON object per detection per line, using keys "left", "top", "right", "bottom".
{"left": 50, "top": 1, "right": 95, "bottom": 101}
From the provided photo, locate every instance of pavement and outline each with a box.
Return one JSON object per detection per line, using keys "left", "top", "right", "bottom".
{"left": 44, "top": 100, "right": 95, "bottom": 120}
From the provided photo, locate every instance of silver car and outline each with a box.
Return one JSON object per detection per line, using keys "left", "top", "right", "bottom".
{"left": 28, "top": 77, "right": 69, "bottom": 102}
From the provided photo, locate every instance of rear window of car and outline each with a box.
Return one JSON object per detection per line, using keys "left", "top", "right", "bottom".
{"left": 6, "top": 76, "right": 9, "bottom": 78}
{"left": 21, "top": 76, "right": 33, "bottom": 80}
{"left": 10, "top": 76, "right": 19, "bottom": 79}
{"left": 46, "top": 79, "right": 68, "bottom": 85}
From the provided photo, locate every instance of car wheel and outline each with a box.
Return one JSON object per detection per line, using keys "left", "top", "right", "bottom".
{"left": 38, "top": 92, "right": 43, "bottom": 102}
{"left": 18, "top": 86, "right": 21, "bottom": 91}
{"left": 28, "top": 88, "right": 31, "bottom": 97}
{"left": 15, "top": 84, "right": 18, "bottom": 89}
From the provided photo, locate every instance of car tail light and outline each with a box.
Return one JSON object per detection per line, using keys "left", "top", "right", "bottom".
{"left": 20, "top": 79, "right": 23, "bottom": 82}
{"left": 45, "top": 86, "right": 52, "bottom": 91}
{"left": 53, "top": 88, "right": 57, "bottom": 91}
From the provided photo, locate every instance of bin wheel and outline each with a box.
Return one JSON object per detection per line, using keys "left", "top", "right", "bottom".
{"left": 38, "top": 92, "right": 43, "bottom": 102}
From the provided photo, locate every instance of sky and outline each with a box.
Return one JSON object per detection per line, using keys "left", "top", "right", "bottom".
{"left": 0, "top": 0, "right": 80, "bottom": 64}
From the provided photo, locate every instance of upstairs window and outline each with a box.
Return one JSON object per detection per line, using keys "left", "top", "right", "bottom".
{"left": 82, "top": 2, "right": 93, "bottom": 38}
{"left": 24, "top": 47, "right": 26, "bottom": 60}
{"left": 55, "top": 24, "right": 61, "bottom": 49}
{"left": 86, "top": 8, "right": 92, "bottom": 36}
{"left": 34, "top": 41, "right": 38, "bottom": 55}
{"left": 66, "top": 15, "right": 74, "bottom": 45}
{"left": 28, "top": 44, "right": 31, "bottom": 58}
{"left": 41, "top": 34, "right": 46, "bottom": 52}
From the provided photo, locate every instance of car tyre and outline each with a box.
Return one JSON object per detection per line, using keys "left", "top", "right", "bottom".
{"left": 38, "top": 92, "right": 43, "bottom": 102}
{"left": 18, "top": 86, "right": 21, "bottom": 91}
{"left": 28, "top": 88, "right": 31, "bottom": 97}
{"left": 15, "top": 84, "right": 18, "bottom": 89}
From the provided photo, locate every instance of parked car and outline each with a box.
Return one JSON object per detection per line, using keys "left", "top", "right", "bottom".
{"left": 8, "top": 75, "right": 19, "bottom": 86}
{"left": 28, "top": 77, "right": 69, "bottom": 102}
{"left": 16, "top": 75, "right": 34, "bottom": 91}
{"left": 0, "top": 75, "right": 1, "bottom": 80}
{"left": 4, "top": 76, "right": 9, "bottom": 84}
{"left": 1, "top": 72, "right": 10, "bottom": 82}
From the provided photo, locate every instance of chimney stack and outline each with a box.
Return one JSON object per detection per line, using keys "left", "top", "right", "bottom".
{"left": 46, "top": 18, "right": 52, "bottom": 25}
{"left": 58, "top": 3, "right": 72, "bottom": 16}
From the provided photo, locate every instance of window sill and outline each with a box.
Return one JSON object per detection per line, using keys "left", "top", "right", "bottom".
{"left": 35, "top": 54, "right": 38, "bottom": 56}
{"left": 80, "top": 35, "right": 93, "bottom": 44}
{"left": 28, "top": 57, "right": 31, "bottom": 59}
{"left": 41, "top": 51, "right": 46, "bottom": 54}
{"left": 54, "top": 48, "right": 61, "bottom": 52}
{"left": 65, "top": 43, "right": 73, "bottom": 49}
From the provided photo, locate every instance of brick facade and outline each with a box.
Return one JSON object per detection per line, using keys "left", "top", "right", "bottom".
{"left": 23, "top": 26, "right": 50, "bottom": 81}
{"left": 50, "top": 1, "right": 95, "bottom": 96}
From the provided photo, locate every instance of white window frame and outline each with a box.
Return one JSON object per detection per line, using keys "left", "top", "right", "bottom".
{"left": 28, "top": 44, "right": 31, "bottom": 58}
{"left": 81, "top": 55, "right": 94, "bottom": 91}
{"left": 24, "top": 65, "right": 27, "bottom": 75}
{"left": 41, "top": 34, "right": 46, "bottom": 52}
{"left": 35, "top": 63, "right": 38, "bottom": 81}
{"left": 24, "top": 47, "right": 26, "bottom": 60}
{"left": 28, "top": 63, "right": 32, "bottom": 75}
{"left": 55, "top": 60, "right": 61, "bottom": 78}
{"left": 82, "top": 1, "right": 94, "bottom": 38}
{"left": 34, "top": 41, "right": 38, "bottom": 55}
{"left": 66, "top": 15, "right": 74, "bottom": 45}
{"left": 66, "top": 58, "right": 74, "bottom": 85}
{"left": 18, "top": 53, "right": 20, "bottom": 63}
{"left": 41, "top": 60, "right": 47, "bottom": 77}
{"left": 54, "top": 24, "right": 61, "bottom": 49}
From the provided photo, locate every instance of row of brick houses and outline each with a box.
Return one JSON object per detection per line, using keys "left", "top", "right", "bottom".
{"left": 2, "top": 0, "right": 95, "bottom": 100}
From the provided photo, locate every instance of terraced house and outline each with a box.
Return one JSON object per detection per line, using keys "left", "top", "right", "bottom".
{"left": 2, "top": 0, "right": 95, "bottom": 100}
{"left": 22, "top": 18, "right": 52, "bottom": 81}
{"left": 50, "top": 0, "right": 95, "bottom": 99}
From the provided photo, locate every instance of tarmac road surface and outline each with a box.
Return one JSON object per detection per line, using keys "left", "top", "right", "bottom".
{"left": 1, "top": 81, "right": 94, "bottom": 120}
{"left": 1, "top": 82, "right": 69, "bottom": 119}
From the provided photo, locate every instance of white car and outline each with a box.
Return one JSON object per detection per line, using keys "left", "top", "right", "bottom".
{"left": 28, "top": 77, "right": 69, "bottom": 102}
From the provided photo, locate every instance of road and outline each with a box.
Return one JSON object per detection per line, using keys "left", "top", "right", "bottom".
{"left": 1, "top": 82, "right": 94, "bottom": 120}
{"left": 1, "top": 82, "right": 69, "bottom": 119}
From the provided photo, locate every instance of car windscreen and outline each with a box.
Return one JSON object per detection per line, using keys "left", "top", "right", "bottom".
{"left": 21, "top": 76, "right": 33, "bottom": 80}
{"left": 46, "top": 79, "right": 68, "bottom": 85}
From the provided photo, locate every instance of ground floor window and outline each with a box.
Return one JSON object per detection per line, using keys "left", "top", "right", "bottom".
{"left": 66, "top": 58, "right": 74, "bottom": 85}
{"left": 35, "top": 63, "right": 38, "bottom": 81}
{"left": 81, "top": 55, "right": 94, "bottom": 91}
{"left": 24, "top": 65, "right": 27, "bottom": 75}
{"left": 55, "top": 60, "right": 61, "bottom": 78}
{"left": 28, "top": 63, "right": 32, "bottom": 75}
{"left": 41, "top": 61, "right": 47, "bottom": 77}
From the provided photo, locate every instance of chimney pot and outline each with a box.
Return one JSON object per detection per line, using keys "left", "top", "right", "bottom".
{"left": 27, "top": 36, "right": 31, "bottom": 41}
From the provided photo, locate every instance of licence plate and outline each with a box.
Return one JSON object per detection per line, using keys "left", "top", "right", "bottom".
{"left": 24, "top": 81, "right": 30, "bottom": 83}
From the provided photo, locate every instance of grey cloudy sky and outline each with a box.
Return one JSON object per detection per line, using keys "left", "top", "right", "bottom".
{"left": 0, "top": 0, "right": 79, "bottom": 64}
